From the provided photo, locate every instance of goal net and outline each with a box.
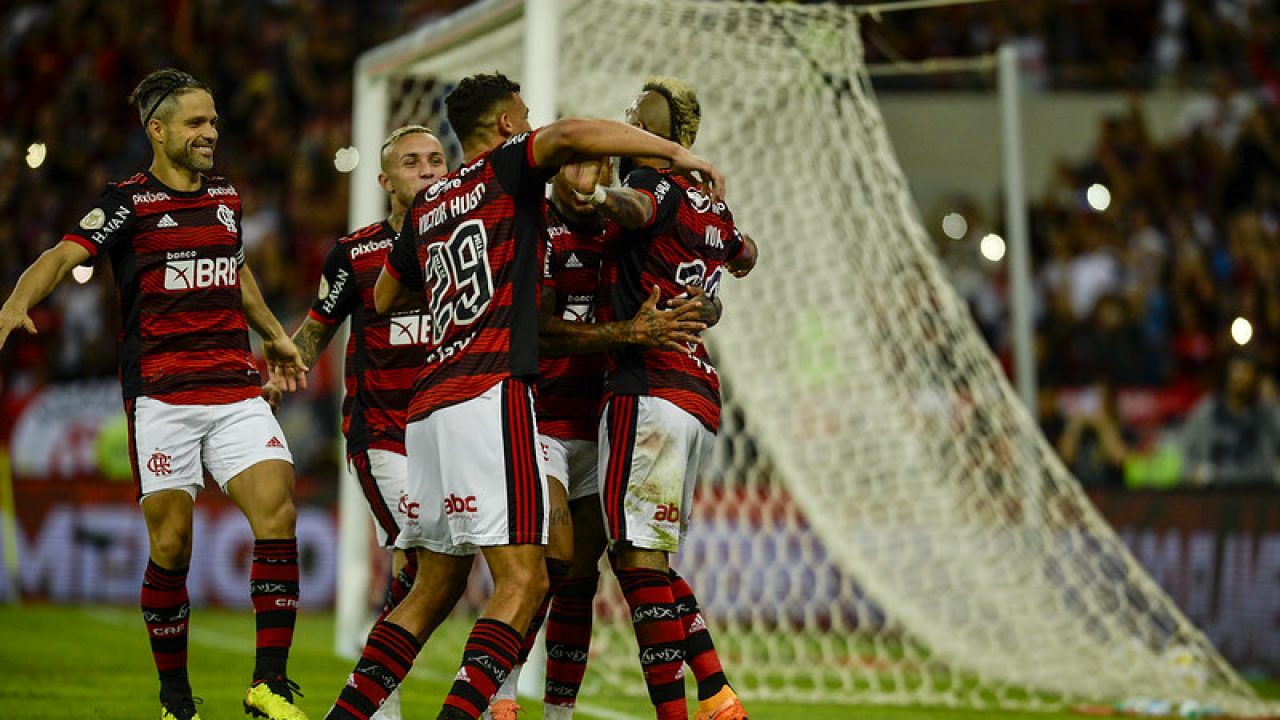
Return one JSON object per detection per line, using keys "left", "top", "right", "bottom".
{"left": 350, "top": 0, "right": 1275, "bottom": 713}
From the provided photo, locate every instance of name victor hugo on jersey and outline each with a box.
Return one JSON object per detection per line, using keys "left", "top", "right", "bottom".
{"left": 418, "top": 160, "right": 488, "bottom": 236}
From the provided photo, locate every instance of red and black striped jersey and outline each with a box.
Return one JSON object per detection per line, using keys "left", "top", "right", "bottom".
{"left": 536, "top": 201, "right": 614, "bottom": 442}
{"left": 309, "top": 220, "right": 425, "bottom": 455}
{"left": 62, "top": 172, "right": 260, "bottom": 404}
{"left": 386, "top": 131, "right": 553, "bottom": 422}
{"left": 600, "top": 168, "right": 745, "bottom": 432}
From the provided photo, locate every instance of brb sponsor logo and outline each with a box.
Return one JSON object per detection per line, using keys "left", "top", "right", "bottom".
{"left": 164, "top": 253, "right": 237, "bottom": 291}
{"left": 652, "top": 503, "right": 680, "bottom": 523}
{"left": 443, "top": 494, "right": 477, "bottom": 515}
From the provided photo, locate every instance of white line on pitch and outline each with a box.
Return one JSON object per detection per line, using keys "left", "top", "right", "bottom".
{"left": 573, "top": 700, "right": 648, "bottom": 720}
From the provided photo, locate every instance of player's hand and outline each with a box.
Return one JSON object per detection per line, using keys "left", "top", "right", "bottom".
{"left": 263, "top": 336, "right": 309, "bottom": 392}
{"left": 669, "top": 146, "right": 726, "bottom": 202}
{"left": 726, "top": 234, "right": 758, "bottom": 278}
{"left": 667, "top": 284, "right": 720, "bottom": 326}
{"left": 0, "top": 304, "right": 37, "bottom": 351}
{"left": 563, "top": 158, "right": 603, "bottom": 195}
{"left": 628, "top": 285, "right": 706, "bottom": 353}
{"left": 261, "top": 381, "right": 284, "bottom": 414}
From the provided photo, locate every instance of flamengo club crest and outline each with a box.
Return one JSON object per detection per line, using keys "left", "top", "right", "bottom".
{"left": 216, "top": 203, "right": 236, "bottom": 233}
{"left": 147, "top": 451, "right": 173, "bottom": 476}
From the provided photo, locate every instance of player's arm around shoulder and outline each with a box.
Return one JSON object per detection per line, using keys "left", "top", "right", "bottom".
{"left": 0, "top": 240, "right": 92, "bottom": 350}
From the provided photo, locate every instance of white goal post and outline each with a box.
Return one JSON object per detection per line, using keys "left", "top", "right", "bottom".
{"left": 345, "top": 0, "right": 1277, "bottom": 713}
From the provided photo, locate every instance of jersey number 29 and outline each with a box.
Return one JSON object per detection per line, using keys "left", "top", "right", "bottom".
{"left": 425, "top": 219, "right": 495, "bottom": 345}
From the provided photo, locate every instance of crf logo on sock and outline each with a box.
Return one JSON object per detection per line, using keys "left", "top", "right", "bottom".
{"left": 275, "top": 598, "right": 299, "bottom": 608}
{"left": 398, "top": 493, "right": 420, "bottom": 520}
{"left": 146, "top": 451, "right": 172, "bottom": 476}
{"left": 151, "top": 624, "right": 186, "bottom": 637}
{"left": 164, "top": 257, "right": 237, "bottom": 291}
{"left": 652, "top": 503, "right": 680, "bottom": 522}
{"left": 443, "top": 494, "right": 477, "bottom": 515}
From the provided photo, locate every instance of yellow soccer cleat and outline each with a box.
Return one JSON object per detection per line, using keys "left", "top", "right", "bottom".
{"left": 244, "top": 676, "right": 308, "bottom": 720}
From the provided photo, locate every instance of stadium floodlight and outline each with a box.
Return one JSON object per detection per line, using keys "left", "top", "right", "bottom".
{"left": 350, "top": 0, "right": 1278, "bottom": 715}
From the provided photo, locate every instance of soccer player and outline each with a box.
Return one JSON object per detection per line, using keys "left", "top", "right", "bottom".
{"left": 486, "top": 163, "right": 709, "bottom": 720}
{"left": 0, "top": 69, "right": 310, "bottom": 720}
{"left": 264, "top": 125, "right": 449, "bottom": 720}
{"left": 585, "top": 77, "right": 754, "bottom": 720}
{"left": 324, "top": 72, "right": 724, "bottom": 720}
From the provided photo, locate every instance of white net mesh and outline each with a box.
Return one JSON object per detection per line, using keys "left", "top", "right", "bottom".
{"left": 358, "top": 0, "right": 1275, "bottom": 713}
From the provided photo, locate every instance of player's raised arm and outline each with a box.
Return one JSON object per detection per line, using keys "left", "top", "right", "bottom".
{"left": 0, "top": 240, "right": 91, "bottom": 350}
{"left": 240, "top": 264, "right": 308, "bottom": 391}
{"left": 531, "top": 117, "right": 725, "bottom": 200}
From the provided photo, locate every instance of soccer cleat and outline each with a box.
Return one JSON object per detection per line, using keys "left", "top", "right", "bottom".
{"left": 694, "top": 690, "right": 748, "bottom": 720}
{"left": 484, "top": 699, "right": 523, "bottom": 720}
{"left": 244, "top": 675, "right": 308, "bottom": 720}
{"left": 160, "top": 694, "right": 203, "bottom": 720}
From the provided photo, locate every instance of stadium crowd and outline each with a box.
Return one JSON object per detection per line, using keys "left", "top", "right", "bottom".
{"left": 3, "top": 0, "right": 1280, "bottom": 488}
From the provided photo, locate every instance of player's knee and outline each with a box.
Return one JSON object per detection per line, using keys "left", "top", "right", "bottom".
{"left": 496, "top": 560, "right": 549, "bottom": 606}
{"left": 253, "top": 497, "right": 296, "bottom": 538}
{"left": 149, "top": 527, "right": 193, "bottom": 567}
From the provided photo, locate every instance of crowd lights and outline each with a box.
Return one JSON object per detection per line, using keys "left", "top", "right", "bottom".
{"left": 334, "top": 146, "right": 359, "bottom": 173}
{"left": 71, "top": 266, "right": 93, "bottom": 284}
{"left": 1086, "top": 183, "right": 1111, "bottom": 212}
{"left": 26, "top": 143, "right": 46, "bottom": 169}
{"left": 1231, "top": 317, "right": 1253, "bottom": 346}
{"left": 979, "top": 233, "right": 1006, "bottom": 263}
{"left": 942, "top": 212, "right": 968, "bottom": 240}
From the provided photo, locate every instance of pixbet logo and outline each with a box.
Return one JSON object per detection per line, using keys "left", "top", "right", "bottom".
{"left": 146, "top": 451, "right": 172, "bottom": 476}
{"left": 652, "top": 503, "right": 680, "bottom": 522}
{"left": 443, "top": 494, "right": 477, "bottom": 515}
{"left": 133, "top": 191, "right": 171, "bottom": 204}
{"left": 164, "top": 257, "right": 237, "bottom": 291}
{"left": 350, "top": 237, "right": 393, "bottom": 259}
{"left": 206, "top": 186, "right": 237, "bottom": 197}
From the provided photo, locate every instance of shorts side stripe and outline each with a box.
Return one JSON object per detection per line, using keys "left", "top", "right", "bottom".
{"left": 127, "top": 399, "right": 142, "bottom": 502}
{"left": 350, "top": 451, "right": 400, "bottom": 545}
{"left": 604, "top": 396, "right": 638, "bottom": 542}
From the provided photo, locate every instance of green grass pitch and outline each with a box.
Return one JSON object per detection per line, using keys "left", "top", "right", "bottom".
{"left": 0, "top": 604, "right": 1275, "bottom": 719}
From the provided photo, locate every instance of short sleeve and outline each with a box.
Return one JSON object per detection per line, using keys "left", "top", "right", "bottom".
{"left": 727, "top": 226, "right": 746, "bottom": 261}
{"left": 385, "top": 212, "right": 425, "bottom": 292}
{"left": 308, "top": 243, "right": 360, "bottom": 325}
{"left": 490, "top": 130, "right": 555, "bottom": 203}
{"left": 622, "top": 167, "right": 679, "bottom": 230}
{"left": 61, "top": 185, "right": 136, "bottom": 259}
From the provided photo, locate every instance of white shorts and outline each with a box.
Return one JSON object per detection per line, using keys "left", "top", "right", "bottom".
{"left": 348, "top": 449, "right": 412, "bottom": 548}
{"left": 539, "top": 435, "right": 600, "bottom": 502}
{"left": 395, "top": 379, "right": 549, "bottom": 555}
{"left": 598, "top": 395, "right": 713, "bottom": 553}
{"left": 129, "top": 395, "right": 293, "bottom": 501}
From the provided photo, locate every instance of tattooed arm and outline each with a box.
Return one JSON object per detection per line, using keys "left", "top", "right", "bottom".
{"left": 539, "top": 285, "right": 706, "bottom": 357}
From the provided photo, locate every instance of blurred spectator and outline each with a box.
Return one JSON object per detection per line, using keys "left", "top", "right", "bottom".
{"left": 1055, "top": 381, "right": 1135, "bottom": 488}
{"left": 1181, "top": 353, "right": 1280, "bottom": 486}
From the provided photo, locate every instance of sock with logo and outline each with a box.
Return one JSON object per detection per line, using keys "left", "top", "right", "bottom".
{"left": 668, "top": 569, "right": 730, "bottom": 701}
{"left": 250, "top": 538, "right": 299, "bottom": 681}
{"left": 543, "top": 572, "right": 600, "bottom": 711}
{"left": 441, "top": 617, "right": 524, "bottom": 719}
{"left": 616, "top": 567, "right": 687, "bottom": 720}
{"left": 518, "top": 558, "right": 572, "bottom": 662}
{"left": 142, "top": 560, "right": 192, "bottom": 696}
{"left": 328, "top": 621, "right": 422, "bottom": 720}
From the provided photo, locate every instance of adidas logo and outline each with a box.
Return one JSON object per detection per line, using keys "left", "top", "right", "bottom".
{"left": 266, "top": 436, "right": 284, "bottom": 448}
{"left": 565, "top": 253, "right": 583, "bottom": 269}
{"left": 454, "top": 667, "right": 470, "bottom": 684}
{"left": 157, "top": 214, "right": 178, "bottom": 228}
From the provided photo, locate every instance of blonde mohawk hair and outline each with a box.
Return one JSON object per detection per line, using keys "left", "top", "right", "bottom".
{"left": 643, "top": 76, "right": 701, "bottom": 149}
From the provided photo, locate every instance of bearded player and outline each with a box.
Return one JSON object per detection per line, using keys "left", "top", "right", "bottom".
{"left": 0, "top": 69, "right": 310, "bottom": 720}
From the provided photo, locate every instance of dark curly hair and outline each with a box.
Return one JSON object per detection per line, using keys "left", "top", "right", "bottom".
{"left": 445, "top": 73, "right": 522, "bottom": 144}
{"left": 128, "top": 68, "right": 210, "bottom": 126}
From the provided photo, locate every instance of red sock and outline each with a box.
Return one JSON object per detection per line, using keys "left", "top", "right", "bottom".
{"left": 142, "top": 560, "right": 190, "bottom": 694}
{"left": 250, "top": 538, "right": 299, "bottom": 680}
{"left": 328, "top": 621, "right": 422, "bottom": 720}
{"left": 517, "top": 558, "right": 572, "bottom": 662}
{"left": 543, "top": 572, "right": 600, "bottom": 708}
{"left": 616, "top": 567, "right": 687, "bottom": 720}
{"left": 442, "top": 617, "right": 523, "bottom": 719}
{"left": 669, "top": 569, "right": 729, "bottom": 701}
